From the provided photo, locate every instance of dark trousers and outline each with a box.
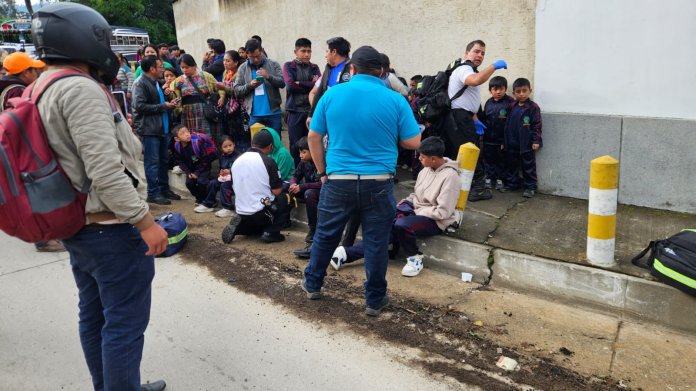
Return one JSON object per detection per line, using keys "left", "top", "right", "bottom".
{"left": 344, "top": 201, "right": 441, "bottom": 262}
{"left": 236, "top": 194, "right": 292, "bottom": 235}
{"left": 250, "top": 113, "right": 282, "bottom": 135}
{"left": 142, "top": 135, "right": 170, "bottom": 198}
{"left": 483, "top": 142, "right": 505, "bottom": 182}
{"left": 185, "top": 170, "right": 210, "bottom": 203}
{"left": 304, "top": 179, "right": 396, "bottom": 308}
{"left": 445, "top": 109, "right": 486, "bottom": 191}
{"left": 504, "top": 149, "right": 537, "bottom": 190}
{"left": 286, "top": 111, "right": 309, "bottom": 166}
{"left": 63, "top": 224, "right": 154, "bottom": 391}
{"left": 299, "top": 188, "right": 320, "bottom": 242}
{"left": 202, "top": 179, "right": 234, "bottom": 209}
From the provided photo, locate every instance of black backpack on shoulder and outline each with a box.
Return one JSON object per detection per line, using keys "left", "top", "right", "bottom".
{"left": 631, "top": 229, "right": 696, "bottom": 297}
{"left": 414, "top": 59, "right": 472, "bottom": 123}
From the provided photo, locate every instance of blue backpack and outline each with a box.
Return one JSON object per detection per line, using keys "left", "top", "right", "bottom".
{"left": 155, "top": 212, "right": 188, "bottom": 257}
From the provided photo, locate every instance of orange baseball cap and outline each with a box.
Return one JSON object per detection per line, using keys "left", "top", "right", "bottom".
{"left": 4, "top": 52, "right": 46, "bottom": 75}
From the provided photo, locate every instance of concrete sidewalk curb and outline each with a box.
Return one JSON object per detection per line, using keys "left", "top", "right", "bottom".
{"left": 165, "top": 169, "right": 696, "bottom": 333}
{"left": 491, "top": 249, "right": 696, "bottom": 333}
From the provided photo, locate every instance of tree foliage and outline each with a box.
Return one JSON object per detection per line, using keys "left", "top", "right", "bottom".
{"left": 0, "top": 0, "right": 18, "bottom": 20}
{"left": 68, "top": 0, "right": 176, "bottom": 44}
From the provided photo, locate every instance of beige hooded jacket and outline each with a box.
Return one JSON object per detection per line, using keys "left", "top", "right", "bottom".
{"left": 405, "top": 157, "right": 460, "bottom": 230}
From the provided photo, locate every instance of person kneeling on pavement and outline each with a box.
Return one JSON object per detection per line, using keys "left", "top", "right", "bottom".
{"left": 221, "top": 129, "right": 293, "bottom": 243}
{"left": 331, "top": 137, "right": 459, "bottom": 277}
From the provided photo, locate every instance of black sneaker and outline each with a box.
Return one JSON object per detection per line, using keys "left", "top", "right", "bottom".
{"left": 301, "top": 280, "right": 321, "bottom": 300}
{"left": 163, "top": 191, "right": 182, "bottom": 200}
{"left": 221, "top": 213, "right": 242, "bottom": 244}
{"left": 365, "top": 296, "right": 389, "bottom": 317}
{"left": 141, "top": 380, "right": 166, "bottom": 391}
{"left": 523, "top": 189, "right": 536, "bottom": 198}
{"left": 146, "top": 196, "right": 171, "bottom": 205}
{"left": 495, "top": 180, "right": 504, "bottom": 191}
{"left": 261, "top": 231, "right": 285, "bottom": 243}
{"left": 468, "top": 188, "right": 492, "bottom": 202}
{"left": 293, "top": 243, "right": 312, "bottom": 259}
{"left": 498, "top": 186, "right": 516, "bottom": 193}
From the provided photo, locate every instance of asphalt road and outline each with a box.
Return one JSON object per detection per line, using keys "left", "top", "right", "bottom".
{"left": 0, "top": 233, "right": 475, "bottom": 391}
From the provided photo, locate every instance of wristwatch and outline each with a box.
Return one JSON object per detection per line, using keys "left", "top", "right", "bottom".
{"left": 317, "top": 172, "right": 326, "bottom": 178}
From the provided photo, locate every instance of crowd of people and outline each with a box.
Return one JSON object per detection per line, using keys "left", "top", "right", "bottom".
{"left": 121, "top": 34, "right": 542, "bottom": 277}
{"left": 3, "top": 3, "right": 543, "bottom": 389}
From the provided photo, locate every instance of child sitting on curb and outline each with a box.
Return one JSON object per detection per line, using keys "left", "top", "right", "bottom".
{"left": 171, "top": 125, "right": 217, "bottom": 207}
{"left": 196, "top": 136, "right": 241, "bottom": 216}
{"left": 330, "top": 137, "right": 460, "bottom": 277}
{"left": 288, "top": 137, "right": 322, "bottom": 258}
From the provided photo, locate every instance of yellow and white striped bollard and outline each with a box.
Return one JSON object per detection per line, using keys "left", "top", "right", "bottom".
{"left": 455, "top": 142, "right": 480, "bottom": 225}
{"left": 587, "top": 155, "right": 619, "bottom": 267}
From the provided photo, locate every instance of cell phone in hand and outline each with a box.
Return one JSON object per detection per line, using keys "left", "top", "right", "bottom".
{"left": 255, "top": 76, "right": 264, "bottom": 82}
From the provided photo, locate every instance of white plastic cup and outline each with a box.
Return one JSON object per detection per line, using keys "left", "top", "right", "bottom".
{"left": 461, "top": 272, "right": 473, "bottom": 282}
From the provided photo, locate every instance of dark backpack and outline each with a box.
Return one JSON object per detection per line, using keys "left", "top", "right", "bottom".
{"left": 414, "top": 59, "right": 472, "bottom": 122}
{"left": 0, "top": 70, "right": 94, "bottom": 242}
{"left": 632, "top": 229, "right": 696, "bottom": 297}
{"left": 174, "top": 131, "right": 217, "bottom": 159}
{"left": 155, "top": 212, "right": 188, "bottom": 257}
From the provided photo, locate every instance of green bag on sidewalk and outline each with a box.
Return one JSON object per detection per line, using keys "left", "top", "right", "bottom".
{"left": 632, "top": 229, "right": 696, "bottom": 297}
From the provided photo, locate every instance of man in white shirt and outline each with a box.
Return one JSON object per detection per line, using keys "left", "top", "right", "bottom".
{"left": 445, "top": 39, "right": 507, "bottom": 201}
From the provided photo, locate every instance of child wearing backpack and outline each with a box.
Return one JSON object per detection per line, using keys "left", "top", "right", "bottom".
{"left": 481, "top": 76, "right": 515, "bottom": 191}
{"left": 196, "top": 136, "right": 241, "bottom": 216}
{"left": 172, "top": 124, "right": 217, "bottom": 205}
{"left": 501, "top": 78, "right": 542, "bottom": 198}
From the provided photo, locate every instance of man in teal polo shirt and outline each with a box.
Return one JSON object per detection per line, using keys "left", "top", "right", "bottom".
{"left": 302, "top": 46, "right": 421, "bottom": 316}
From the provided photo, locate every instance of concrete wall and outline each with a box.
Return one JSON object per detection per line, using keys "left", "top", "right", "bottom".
{"left": 173, "top": 0, "right": 536, "bottom": 103}
{"left": 534, "top": 0, "right": 696, "bottom": 120}
{"left": 537, "top": 113, "right": 696, "bottom": 213}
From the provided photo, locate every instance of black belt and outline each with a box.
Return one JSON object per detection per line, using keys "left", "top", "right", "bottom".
{"left": 181, "top": 95, "right": 204, "bottom": 105}
{"left": 453, "top": 108, "right": 475, "bottom": 117}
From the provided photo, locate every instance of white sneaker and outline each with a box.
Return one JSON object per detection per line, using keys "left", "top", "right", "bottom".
{"left": 330, "top": 246, "right": 347, "bottom": 271}
{"left": 401, "top": 254, "right": 424, "bottom": 277}
{"left": 172, "top": 166, "right": 183, "bottom": 175}
{"left": 215, "top": 208, "right": 234, "bottom": 218}
{"left": 193, "top": 204, "right": 215, "bottom": 213}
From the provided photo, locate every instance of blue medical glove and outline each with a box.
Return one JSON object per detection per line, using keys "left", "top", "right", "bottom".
{"left": 474, "top": 120, "right": 487, "bottom": 135}
{"left": 493, "top": 60, "right": 508, "bottom": 70}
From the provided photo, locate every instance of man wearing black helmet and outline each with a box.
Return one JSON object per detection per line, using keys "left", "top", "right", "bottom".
{"left": 32, "top": 3, "right": 168, "bottom": 391}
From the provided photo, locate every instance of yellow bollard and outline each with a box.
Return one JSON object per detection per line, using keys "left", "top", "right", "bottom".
{"left": 455, "top": 143, "right": 480, "bottom": 220}
{"left": 250, "top": 122, "right": 266, "bottom": 141}
{"left": 587, "top": 155, "right": 619, "bottom": 267}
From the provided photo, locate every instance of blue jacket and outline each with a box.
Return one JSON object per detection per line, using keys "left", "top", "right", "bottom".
{"left": 482, "top": 95, "right": 515, "bottom": 145}
{"left": 504, "top": 99, "right": 542, "bottom": 153}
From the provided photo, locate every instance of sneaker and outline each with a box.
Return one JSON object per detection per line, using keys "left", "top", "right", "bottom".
{"left": 400, "top": 164, "right": 409, "bottom": 170}
{"left": 468, "top": 188, "right": 493, "bottom": 202}
{"left": 141, "top": 380, "right": 166, "bottom": 391}
{"left": 221, "top": 213, "right": 242, "bottom": 244}
{"left": 365, "top": 296, "right": 389, "bottom": 317}
{"left": 498, "top": 186, "right": 515, "bottom": 193}
{"left": 215, "top": 208, "right": 234, "bottom": 218}
{"left": 261, "top": 231, "right": 285, "bottom": 243}
{"left": 484, "top": 178, "right": 492, "bottom": 189}
{"left": 292, "top": 243, "right": 312, "bottom": 259}
{"left": 301, "top": 280, "right": 321, "bottom": 300}
{"left": 172, "top": 166, "right": 183, "bottom": 175}
{"left": 495, "top": 179, "right": 504, "bottom": 191}
{"left": 401, "top": 254, "right": 424, "bottom": 277}
{"left": 163, "top": 191, "right": 181, "bottom": 200}
{"left": 194, "top": 204, "right": 215, "bottom": 213}
{"left": 330, "top": 246, "right": 347, "bottom": 271}
{"left": 523, "top": 189, "right": 536, "bottom": 198}
{"left": 146, "top": 196, "right": 171, "bottom": 205}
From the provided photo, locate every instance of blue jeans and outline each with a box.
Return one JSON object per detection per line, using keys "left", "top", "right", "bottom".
{"left": 62, "top": 224, "right": 154, "bottom": 391}
{"left": 249, "top": 113, "right": 282, "bottom": 135}
{"left": 142, "top": 135, "right": 170, "bottom": 198}
{"left": 304, "top": 178, "right": 396, "bottom": 308}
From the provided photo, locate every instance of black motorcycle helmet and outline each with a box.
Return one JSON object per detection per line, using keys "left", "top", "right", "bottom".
{"left": 31, "top": 3, "right": 119, "bottom": 85}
